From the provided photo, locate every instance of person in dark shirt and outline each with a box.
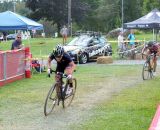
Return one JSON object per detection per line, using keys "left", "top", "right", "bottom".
{"left": 47, "top": 44, "right": 76, "bottom": 95}
{"left": 2, "top": 31, "right": 7, "bottom": 41}
{"left": 11, "top": 34, "right": 23, "bottom": 50}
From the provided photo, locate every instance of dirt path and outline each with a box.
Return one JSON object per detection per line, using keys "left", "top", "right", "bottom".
{"left": 0, "top": 71, "right": 144, "bottom": 130}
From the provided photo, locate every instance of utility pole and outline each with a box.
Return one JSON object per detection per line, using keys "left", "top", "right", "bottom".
{"left": 13, "top": 0, "right": 16, "bottom": 12}
{"left": 68, "top": 0, "right": 72, "bottom": 37}
{"left": 122, "top": 0, "right": 124, "bottom": 32}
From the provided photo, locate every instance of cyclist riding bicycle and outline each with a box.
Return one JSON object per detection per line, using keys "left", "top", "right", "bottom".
{"left": 47, "top": 44, "right": 76, "bottom": 95}
{"left": 142, "top": 41, "right": 160, "bottom": 76}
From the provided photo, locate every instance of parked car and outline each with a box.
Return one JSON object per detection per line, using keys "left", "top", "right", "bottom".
{"left": 0, "top": 35, "right": 3, "bottom": 41}
{"left": 0, "top": 34, "right": 16, "bottom": 41}
{"left": 64, "top": 34, "right": 112, "bottom": 64}
{"left": 6, "top": 34, "right": 16, "bottom": 40}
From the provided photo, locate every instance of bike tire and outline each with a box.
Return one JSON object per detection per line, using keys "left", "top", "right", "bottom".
{"left": 44, "top": 83, "right": 58, "bottom": 116}
{"left": 142, "top": 62, "right": 152, "bottom": 80}
{"left": 62, "top": 78, "right": 77, "bottom": 108}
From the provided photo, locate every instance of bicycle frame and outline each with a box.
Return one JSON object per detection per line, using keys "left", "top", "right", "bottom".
{"left": 44, "top": 70, "right": 77, "bottom": 116}
{"left": 146, "top": 54, "right": 155, "bottom": 71}
{"left": 142, "top": 53, "right": 154, "bottom": 80}
{"left": 54, "top": 72, "right": 68, "bottom": 103}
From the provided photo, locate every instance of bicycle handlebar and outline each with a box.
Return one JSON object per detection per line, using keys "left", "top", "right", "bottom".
{"left": 141, "top": 53, "right": 154, "bottom": 56}
{"left": 48, "top": 69, "right": 68, "bottom": 78}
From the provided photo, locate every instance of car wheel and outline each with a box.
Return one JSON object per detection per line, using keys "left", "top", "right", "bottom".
{"left": 79, "top": 53, "right": 88, "bottom": 64}
{"left": 105, "top": 51, "right": 112, "bottom": 56}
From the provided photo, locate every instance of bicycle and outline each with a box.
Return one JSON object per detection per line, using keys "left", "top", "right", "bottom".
{"left": 44, "top": 70, "right": 77, "bottom": 116}
{"left": 142, "top": 53, "right": 155, "bottom": 80}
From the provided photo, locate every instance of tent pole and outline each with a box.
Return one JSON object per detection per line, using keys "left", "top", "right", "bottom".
{"left": 153, "top": 28, "right": 155, "bottom": 41}
{"left": 27, "top": 29, "right": 31, "bottom": 48}
{"left": 156, "top": 29, "right": 157, "bottom": 42}
{"left": 40, "top": 29, "right": 46, "bottom": 74}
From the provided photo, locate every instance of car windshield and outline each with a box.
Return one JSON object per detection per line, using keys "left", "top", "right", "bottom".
{"left": 98, "top": 37, "right": 107, "bottom": 44}
{"left": 68, "top": 35, "right": 93, "bottom": 47}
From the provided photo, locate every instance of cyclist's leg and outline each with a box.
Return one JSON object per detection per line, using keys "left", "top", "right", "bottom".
{"left": 153, "top": 54, "right": 157, "bottom": 72}
{"left": 131, "top": 43, "right": 135, "bottom": 49}
{"left": 65, "top": 66, "right": 73, "bottom": 87}
{"left": 64, "top": 35, "right": 67, "bottom": 43}
{"left": 55, "top": 66, "right": 65, "bottom": 95}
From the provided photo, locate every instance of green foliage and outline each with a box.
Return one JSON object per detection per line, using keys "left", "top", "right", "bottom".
{"left": 123, "top": 0, "right": 143, "bottom": 22}
{"left": 0, "top": 1, "right": 13, "bottom": 12}
{"left": 0, "top": 37, "right": 72, "bottom": 58}
{"left": 142, "top": 0, "right": 160, "bottom": 14}
{"left": 25, "top": 0, "right": 91, "bottom": 32}
{"left": 1, "top": 0, "right": 160, "bottom": 36}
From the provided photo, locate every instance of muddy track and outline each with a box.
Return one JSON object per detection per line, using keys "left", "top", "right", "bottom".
{"left": 0, "top": 72, "right": 144, "bottom": 130}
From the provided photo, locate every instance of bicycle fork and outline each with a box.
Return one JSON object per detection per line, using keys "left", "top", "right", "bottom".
{"left": 56, "top": 82, "right": 66, "bottom": 106}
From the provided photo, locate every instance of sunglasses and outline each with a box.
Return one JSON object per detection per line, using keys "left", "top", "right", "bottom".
{"left": 17, "top": 37, "right": 21, "bottom": 39}
{"left": 55, "top": 56, "right": 62, "bottom": 58}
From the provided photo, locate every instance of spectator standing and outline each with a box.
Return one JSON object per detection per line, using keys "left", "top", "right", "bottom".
{"left": 118, "top": 32, "right": 125, "bottom": 51}
{"left": 127, "top": 30, "right": 135, "bottom": 48}
{"left": 60, "top": 25, "right": 68, "bottom": 45}
{"left": 2, "top": 31, "right": 7, "bottom": 41}
{"left": 11, "top": 34, "right": 23, "bottom": 50}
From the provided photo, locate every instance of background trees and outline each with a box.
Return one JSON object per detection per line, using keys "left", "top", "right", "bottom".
{"left": 25, "top": 0, "right": 91, "bottom": 34}
{"left": 0, "top": 0, "right": 160, "bottom": 35}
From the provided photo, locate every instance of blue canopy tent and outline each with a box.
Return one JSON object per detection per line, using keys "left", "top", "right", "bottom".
{"left": 0, "top": 11, "right": 43, "bottom": 30}
{"left": 0, "top": 11, "right": 45, "bottom": 73}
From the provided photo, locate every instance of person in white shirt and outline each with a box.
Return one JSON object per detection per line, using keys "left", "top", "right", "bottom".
{"left": 118, "top": 31, "right": 125, "bottom": 51}
{"left": 60, "top": 25, "right": 68, "bottom": 45}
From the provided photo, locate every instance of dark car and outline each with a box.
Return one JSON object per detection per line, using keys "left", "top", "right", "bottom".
{"left": 0, "top": 33, "right": 16, "bottom": 41}
{"left": 64, "top": 34, "right": 112, "bottom": 64}
{"left": 0, "top": 35, "right": 3, "bottom": 41}
{"left": 6, "top": 34, "right": 16, "bottom": 40}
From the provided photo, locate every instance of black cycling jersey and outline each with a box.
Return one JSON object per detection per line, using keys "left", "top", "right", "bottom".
{"left": 49, "top": 53, "right": 72, "bottom": 73}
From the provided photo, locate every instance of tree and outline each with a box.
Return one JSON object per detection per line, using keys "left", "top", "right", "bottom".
{"left": 95, "top": 0, "right": 121, "bottom": 32}
{"left": 0, "top": 1, "right": 13, "bottom": 12}
{"left": 93, "top": 0, "right": 143, "bottom": 32}
{"left": 16, "top": 1, "right": 31, "bottom": 16}
{"left": 142, "top": 0, "right": 160, "bottom": 14}
{"left": 123, "top": 0, "right": 143, "bottom": 22}
{"left": 25, "top": 0, "right": 90, "bottom": 33}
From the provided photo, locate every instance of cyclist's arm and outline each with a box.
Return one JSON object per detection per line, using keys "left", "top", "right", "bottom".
{"left": 141, "top": 46, "right": 146, "bottom": 54}
{"left": 47, "top": 57, "right": 52, "bottom": 69}
{"left": 157, "top": 46, "right": 160, "bottom": 56}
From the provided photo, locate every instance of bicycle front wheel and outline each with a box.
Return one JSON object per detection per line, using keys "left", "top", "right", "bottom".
{"left": 44, "top": 83, "right": 58, "bottom": 116}
{"left": 63, "top": 78, "right": 77, "bottom": 108}
{"left": 142, "top": 62, "right": 152, "bottom": 80}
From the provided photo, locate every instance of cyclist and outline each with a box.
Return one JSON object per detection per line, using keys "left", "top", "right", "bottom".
{"left": 47, "top": 44, "right": 76, "bottom": 94}
{"left": 142, "top": 41, "right": 160, "bottom": 76}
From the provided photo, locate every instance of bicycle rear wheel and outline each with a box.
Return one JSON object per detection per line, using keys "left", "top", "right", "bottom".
{"left": 142, "top": 62, "right": 153, "bottom": 80}
{"left": 62, "top": 78, "right": 77, "bottom": 108}
{"left": 44, "top": 83, "right": 58, "bottom": 116}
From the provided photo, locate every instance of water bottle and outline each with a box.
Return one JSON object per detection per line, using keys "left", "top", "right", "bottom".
{"left": 62, "top": 84, "right": 65, "bottom": 92}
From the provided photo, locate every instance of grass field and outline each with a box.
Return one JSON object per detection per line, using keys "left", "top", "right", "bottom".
{"left": 0, "top": 32, "right": 160, "bottom": 129}
{"left": 0, "top": 38, "right": 72, "bottom": 58}
{"left": 72, "top": 75, "right": 160, "bottom": 130}
{"left": 0, "top": 64, "right": 160, "bottom": 130}
{"left": 0, "top": 32, "right": 158, "bottom": 59}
